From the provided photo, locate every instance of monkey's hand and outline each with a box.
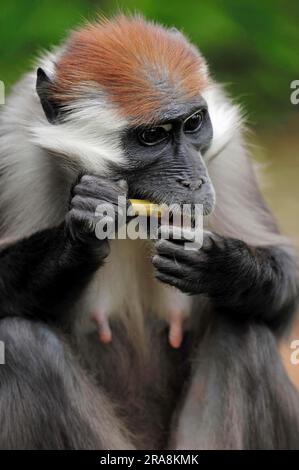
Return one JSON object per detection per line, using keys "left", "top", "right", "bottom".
{"left": 153, "top": 226, "right": 298, "bottom": 329}
{"left": 65, "top": 174, "right": 128, "bottom": 257}
{"left": 153, "top": 227, "right": 242, "bottom": 299}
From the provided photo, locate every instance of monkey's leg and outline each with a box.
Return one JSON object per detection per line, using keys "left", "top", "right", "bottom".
{"left": 171, "top": 317, "right": 299, "bottom": 450}
{"left": 0, "top": 317, "right": 134, "bottom": 450}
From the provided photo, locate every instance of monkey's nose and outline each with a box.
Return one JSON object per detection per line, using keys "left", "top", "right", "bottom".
{"left": 176, "top": 177, "right": 206, "bottom": 191}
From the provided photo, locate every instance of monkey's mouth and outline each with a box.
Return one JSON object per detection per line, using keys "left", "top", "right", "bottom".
{"left": 128, "top": 189, "right": 215, "bottom": 220}
{"left": 127, "top": 174, "right": 216, "bottom": 218}
{"left": 128, "top": 196, "right": 214, "bottom": 224}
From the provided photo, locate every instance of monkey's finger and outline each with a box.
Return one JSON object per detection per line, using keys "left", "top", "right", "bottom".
{"left": 154, "top": 239, "right": 199, "bottom": 264}
{"left": 66, "top": 208, "right": 116, "bottom": 239}
{"left": 201, "top": 231, "right": 225, "bottom": 251}
{"left": 152, "top": 254, "right": 191, "bottom": 277}
{"left": 158, "top": 225, "right": 200, "bottom": 245}
{"left": 73, "top": 175, "right": 127, "bottom": 199}
{"left": 155, "top": 269, "right": 208, "bottom": 295}
{"left": 71, "top": 195, "right": 122, "bottom": 217}
{"left": 154, "top": 271, "right": 190, "bottom": 292}
{"left": 73, "top": 185, "right": 125, "bottom": 203}
{"left": 65, "top": 209, "right": 96, "bottom": 239}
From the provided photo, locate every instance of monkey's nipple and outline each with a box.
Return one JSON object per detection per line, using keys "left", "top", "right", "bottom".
{"left": 92, "top": 310, "right": 112, "bottom": 345}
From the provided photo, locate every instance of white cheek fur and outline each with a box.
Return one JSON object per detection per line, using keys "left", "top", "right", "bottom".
{"left": 31, "top": 88, "right": 128, "bottom": 174}
{"left": 0, "top": 51, "right": 128, "bottom": 237}
{"left": 202, "top": 84, "right": 242, "bottom": 163}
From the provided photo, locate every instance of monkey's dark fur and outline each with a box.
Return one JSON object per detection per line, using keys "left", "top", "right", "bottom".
{"left": 0, "top": 15, "right": 299, "bottom": 450}
{"left": 0, "top": 175, "right": 298, "bottom": 449}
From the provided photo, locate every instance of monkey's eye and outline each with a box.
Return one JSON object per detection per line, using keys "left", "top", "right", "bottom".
{"left": 183, "top": 110, "right": 204, "bottom": 134}
{"left": 138, "top": 127, "right": 169, "bottom": 146}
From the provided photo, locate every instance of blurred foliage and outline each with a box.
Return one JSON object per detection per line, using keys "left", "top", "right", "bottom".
{"left": 0, "top": 0, "right": 298, "bottom": 127}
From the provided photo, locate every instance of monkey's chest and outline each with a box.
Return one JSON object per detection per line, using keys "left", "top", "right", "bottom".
{"left": 76, "top": 239, "right": 193, "bottom": 350}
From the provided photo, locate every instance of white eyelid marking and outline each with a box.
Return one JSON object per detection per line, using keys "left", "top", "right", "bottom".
{"left": 160, "top": 123, "right": 172, "bottom": 131}
{"left": 183, "top": 109, "right": 202, "bottom": 124}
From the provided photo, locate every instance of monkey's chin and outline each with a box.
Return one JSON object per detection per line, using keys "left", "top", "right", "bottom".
{"left": 202, "top": 199, "right": 216, "bottom": 217}
{"left": 168, "top": 202, "right": 215, "bottom": 225}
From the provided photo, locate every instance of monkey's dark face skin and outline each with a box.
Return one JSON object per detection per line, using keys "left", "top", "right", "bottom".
{"left": 120, "top": 98, "right": 215, "bottom": 215}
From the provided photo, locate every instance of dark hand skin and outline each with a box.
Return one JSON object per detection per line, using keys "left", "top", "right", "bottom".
{"left": 66, "top": 174, "right": 128, "bottom": 246}
{"left": 153, "top": 227, "right": 299, "bottom": 333}
{"left": 0, "top": 175, "right": 127, "bottom": 322}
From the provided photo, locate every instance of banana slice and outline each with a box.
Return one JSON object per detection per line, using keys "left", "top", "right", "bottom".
{"left": 129, "top": 199, "right": 164, "bottom": 217}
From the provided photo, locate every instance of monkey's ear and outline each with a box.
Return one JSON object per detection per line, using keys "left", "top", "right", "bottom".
{"left": 36, "top": 67, "right": 60, "bottom": 124}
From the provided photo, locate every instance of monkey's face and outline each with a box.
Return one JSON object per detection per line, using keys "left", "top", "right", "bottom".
{"left": 120, "top": 98, "right": 215, "bottom": 216}
{"left": 35, "top": 14, "right": 217, "bottom": 216}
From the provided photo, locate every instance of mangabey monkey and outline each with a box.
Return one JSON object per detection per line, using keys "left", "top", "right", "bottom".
{"left": 0, "top": 15, "right": 298, "bottom": 450}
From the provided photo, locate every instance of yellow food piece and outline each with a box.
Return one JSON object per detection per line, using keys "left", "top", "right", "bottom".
{"left": 129, "top": 199, "right": 164, "bottom": 217}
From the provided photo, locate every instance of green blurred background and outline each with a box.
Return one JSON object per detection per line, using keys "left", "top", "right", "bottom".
{"left": 0, "top": 0, "right": 299, "bottom": 377}
{"left": 1, "top": 0, "right": 299, "bottom": 126}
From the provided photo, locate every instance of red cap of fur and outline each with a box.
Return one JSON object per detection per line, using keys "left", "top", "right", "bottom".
{"left": 53, "top": 15, "right": 209, "bottom": 125}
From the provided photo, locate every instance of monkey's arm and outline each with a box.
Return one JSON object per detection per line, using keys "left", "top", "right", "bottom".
{"left": 0, "top": 226, "right": 105, "bottom": 321}
{"left": 0, "top": 175, "right": 125, "bottom": 322}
